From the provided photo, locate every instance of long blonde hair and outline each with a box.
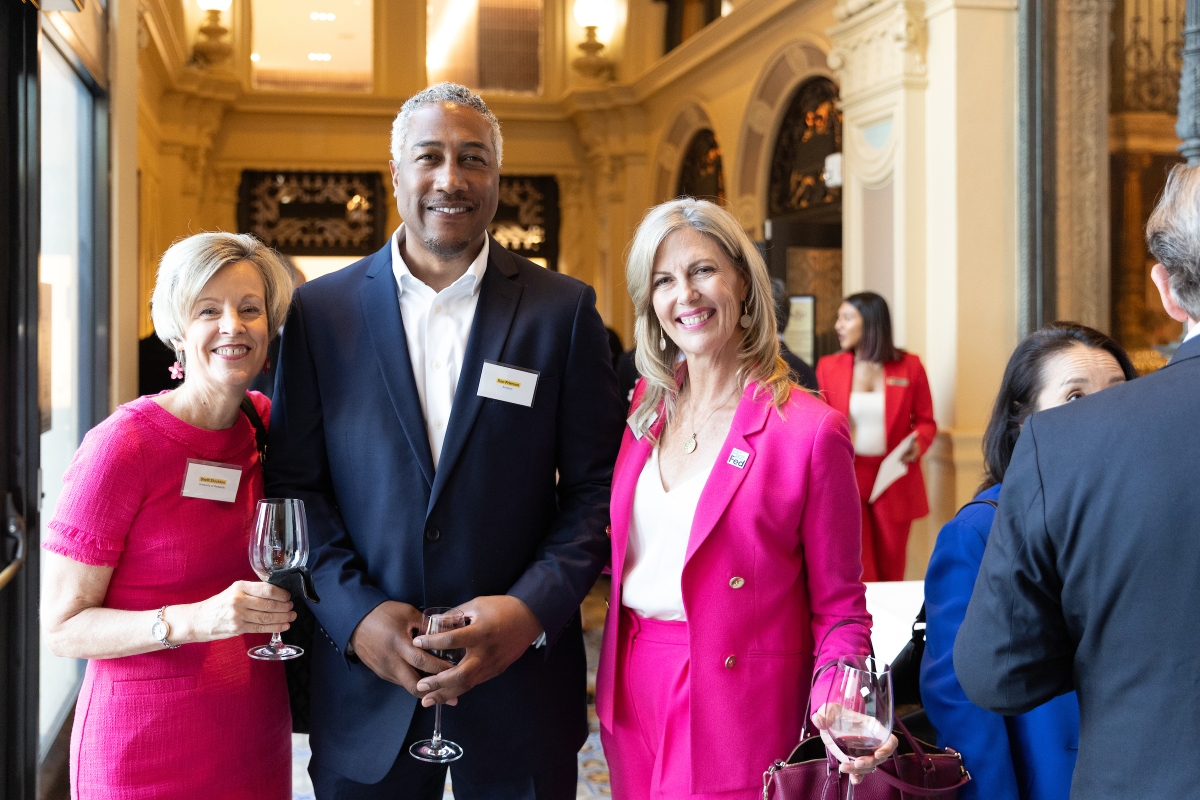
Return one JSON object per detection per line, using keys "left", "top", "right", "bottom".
{"left": 625, "top": 198, "right": 792, "bottom": 438}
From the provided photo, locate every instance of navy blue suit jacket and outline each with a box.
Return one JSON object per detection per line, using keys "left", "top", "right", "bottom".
{"left": 954, "top": 336, "right": 1200, "bottom": 799}
{"left": 922, "top": 485, "right": 1078, "bottom": 800}
{"left": 265, "top": 238, "right": 623, "bottom": 783}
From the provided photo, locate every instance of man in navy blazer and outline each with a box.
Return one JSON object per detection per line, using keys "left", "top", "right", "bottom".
{"left": 954, "top": 164, "right": 1200, "bottom": 799}
{"left": 266, "top": 83, "right": 623, "bottom": 798}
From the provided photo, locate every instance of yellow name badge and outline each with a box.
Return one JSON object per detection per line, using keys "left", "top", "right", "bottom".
{"left": 180, "top": 458, "right": 244, "bottom": 503}
{"left": 477, "top": 360, "right": 540, "bottom": 407}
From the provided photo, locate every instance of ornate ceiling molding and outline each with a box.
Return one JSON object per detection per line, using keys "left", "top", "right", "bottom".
{"left": 828, "top": 0, "right": 928, "bottom": 108}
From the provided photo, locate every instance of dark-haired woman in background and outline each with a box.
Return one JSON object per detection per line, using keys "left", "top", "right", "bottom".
{"left": 921, "top": 322, "right": 1137, "bottom": 800}
{"left": 816, "top": 292, "right": 936, "bottom": 581}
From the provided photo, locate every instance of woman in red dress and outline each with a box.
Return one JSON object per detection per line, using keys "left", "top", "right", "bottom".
{"left": 816, "top": 292, "right": 936, "bottom": 581}
{"left": 40, "top": 233, "right": 296, "bottom": 799}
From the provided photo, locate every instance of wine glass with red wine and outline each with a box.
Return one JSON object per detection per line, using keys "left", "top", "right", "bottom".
{"left": 409, "top": 607, "right": 468, "bottom": 763}
{"left": 821, "top": 654, "right": 893, "bottom": 800}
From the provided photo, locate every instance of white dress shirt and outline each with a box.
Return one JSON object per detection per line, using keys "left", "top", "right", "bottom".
{"left": 849, "top": 390, "right": 887, "bottom": 456}
{"left": 621, "top": 446, "right": 714, "bottom": 621}
{"left": 391, "top": 225, "right": 489, "bottom": 468}
{"left": 391, "top": 227, "right": 547, "bottom": 647}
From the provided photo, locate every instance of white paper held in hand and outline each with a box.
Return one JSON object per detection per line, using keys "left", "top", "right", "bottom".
{"left": 868, "top": 431, "right": 918, "bottom": 504}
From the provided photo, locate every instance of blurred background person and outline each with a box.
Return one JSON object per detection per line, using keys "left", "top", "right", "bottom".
{"left": 955, "top": 164, "right": 1200, "bottom": 799}
{"left": 816, "top": 292, "right": 936, "bottom": 581}
{"left": 922, "top": 322, "right": 1136, "bottom": 800}
{"left": 597, "top": 198, "right": 891, "bottom": 800}
{"left": 771, "top": 277, "right": 818, "bottom": 392}
{"left": 39, "top": 233, "right": 296, "bottom": 799}
{"left": 250, "top": 253, "right": 305, "bottom": 398}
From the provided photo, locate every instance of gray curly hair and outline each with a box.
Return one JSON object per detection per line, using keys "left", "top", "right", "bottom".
{"left": 1147, "top": 163, "right": 1200, "bottom": 319}
{"left": 390, "top": 83, "right": 504, "bottom": 169}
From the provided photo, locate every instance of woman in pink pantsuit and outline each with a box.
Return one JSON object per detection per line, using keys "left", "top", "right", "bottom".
{"left": 597, "top": 199, "right": 896, "bottom": 800}
{"left": 40, "top": 233, "right": 296, "bottom": 799}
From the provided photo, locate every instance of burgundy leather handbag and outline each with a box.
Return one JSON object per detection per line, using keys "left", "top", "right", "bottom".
{"left": 761, "top": 714, "right": 970, "bottom": 800}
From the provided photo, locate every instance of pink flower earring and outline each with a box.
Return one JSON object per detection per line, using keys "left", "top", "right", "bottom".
{"left": 169, "top": 351, "right": 185, "bottom": 381}
{"left": 262, "top": 359, "right": 271, "bottom": 375}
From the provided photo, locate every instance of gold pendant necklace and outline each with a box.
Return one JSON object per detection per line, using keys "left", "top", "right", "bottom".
{"left": 680, "top": 387, "right": 739, "bottom": 455}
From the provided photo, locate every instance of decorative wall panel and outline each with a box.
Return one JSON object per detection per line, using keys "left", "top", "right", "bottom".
{"left": 490, "top": 175, "right": 560, "bottom": 270}
{"left": 237, "top": 171, "right": 387, "bottom": 256}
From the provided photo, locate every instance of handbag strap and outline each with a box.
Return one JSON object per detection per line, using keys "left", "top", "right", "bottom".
{"left": 240, "top": 395, "right": 268, "bottom": 466}
{"left": 800, "top": 618, "right": 873, "bottom": 740}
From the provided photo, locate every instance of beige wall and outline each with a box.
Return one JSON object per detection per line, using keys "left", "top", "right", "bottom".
{"left": 130, "top": 0, "right": 1025, "bottom": 577}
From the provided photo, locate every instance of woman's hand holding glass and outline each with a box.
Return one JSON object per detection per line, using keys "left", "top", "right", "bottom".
{"left": 812, "top": 654, "right": 899, "bottom": 792}
{"left": 184, "top": 580, "right": 295, "bottom": 642}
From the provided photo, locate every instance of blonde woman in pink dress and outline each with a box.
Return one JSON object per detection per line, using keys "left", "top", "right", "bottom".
{"left": 40, "top": 233, "right": 296, "bottom": 799}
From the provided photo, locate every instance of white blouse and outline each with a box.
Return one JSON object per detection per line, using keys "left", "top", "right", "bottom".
{"left": 621, "top": 446, "right": 714, "bottom": 621}
{"left": 849, "top": 390, "right": 887, "bottom": 456}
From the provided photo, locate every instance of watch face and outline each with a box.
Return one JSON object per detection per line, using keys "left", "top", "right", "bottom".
{"left": 151, "top": 620, "right": 167, "bottom": 641}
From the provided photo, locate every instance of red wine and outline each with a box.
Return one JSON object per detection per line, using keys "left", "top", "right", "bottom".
{"left": 430, "top": 647, "right": 465, "bottom": 665}
{"left": 834, "top": 736, "right": 882, "bottom": 758}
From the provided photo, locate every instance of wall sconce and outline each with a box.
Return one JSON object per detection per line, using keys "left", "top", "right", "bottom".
{"left": 193, "top": 0, "right": 233, "bottom": 67}
{"left": 572, "top": 0, "right": 614, "bottom": 81}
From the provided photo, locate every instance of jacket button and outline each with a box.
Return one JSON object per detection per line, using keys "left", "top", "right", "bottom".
{"left": 725, "top": 655, "right": 737, "bottom": 669}
{"left": 729, "top": 576, "right": 745, "bottom": 589}
{"left": 605, "top": 525, "right": 612, "bottom": 538}
{"left": 425, "top": 526, "right": 441, "bottom": 542}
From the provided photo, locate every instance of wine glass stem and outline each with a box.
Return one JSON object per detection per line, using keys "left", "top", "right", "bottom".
{"left": 269, "top": 632, "right": 282, "bottom": 652}
{"left": 846, "top": 777, "right": 855, "bottom": 800}
{"left": 431, "top": 703, "right": 443, "bottom": 748}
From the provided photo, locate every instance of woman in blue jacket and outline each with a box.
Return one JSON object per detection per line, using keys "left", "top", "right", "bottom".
{"left": 921, "top": 322, "right": 1138, "bottom": 800}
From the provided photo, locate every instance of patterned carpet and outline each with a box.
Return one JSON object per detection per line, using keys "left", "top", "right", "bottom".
{"left": 292, "top": 580, "right": 613, "bottom": 799}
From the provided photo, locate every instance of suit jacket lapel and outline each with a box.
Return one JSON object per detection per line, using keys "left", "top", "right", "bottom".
{"left": 359, "top": 246, "right": 436, "bottom": 488}
{"left": 612, "top": 410, "right": 664, "bottom": 583}
{"left": 685, "top": 384, "right": 771, "bottom": 564}
{"left": 427, "top": 239, "right": 523, "bottom": 513}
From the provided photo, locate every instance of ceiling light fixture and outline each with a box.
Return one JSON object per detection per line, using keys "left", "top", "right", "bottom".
{"left": 307, "top": 52, "right": 333, "bottom": 61}
{"left": 310, "top": 11, "right": 337, "bottom": 21}
{"left": 250, "top": 52, "right": 261, "bottom": 62}
{"left": 571, "top": 0, "right": 615, "bottom": 81}
{"left": 193, "top": 0, "right": 234, "bottom": 66}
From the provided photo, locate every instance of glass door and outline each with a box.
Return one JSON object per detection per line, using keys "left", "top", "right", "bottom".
{"left": 37, "top": 35, "right": 95, "bottom": 758}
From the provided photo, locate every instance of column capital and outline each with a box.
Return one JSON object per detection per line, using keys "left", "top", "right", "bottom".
{"left": 829, "top": 0, "right": 928, "bottom": 106}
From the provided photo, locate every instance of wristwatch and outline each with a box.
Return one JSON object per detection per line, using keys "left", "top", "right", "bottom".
{"left": 152, "top": 606, "right": 180, "bottom": 650}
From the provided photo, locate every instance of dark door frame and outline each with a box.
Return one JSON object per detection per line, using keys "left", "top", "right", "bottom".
{"left": 1018, "top": 0, "right": 1057, "bottom": 334}
{"left": 0, "top": 2, "right": 42, "bottom": 799}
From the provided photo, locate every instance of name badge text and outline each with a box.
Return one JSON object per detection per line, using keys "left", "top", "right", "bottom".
{"left": 181, "top": 459, "right": 244, "bottom": 503}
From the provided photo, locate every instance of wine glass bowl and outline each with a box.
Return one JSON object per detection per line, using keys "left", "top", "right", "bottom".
{"left": 822, "top": 654, "right": 893, "bottom": 798}
{"left": 410, "top": 607, "right": 468, "bottom": 763}
{"left": 247, "top": 498, "right": 308, "bottom": 661}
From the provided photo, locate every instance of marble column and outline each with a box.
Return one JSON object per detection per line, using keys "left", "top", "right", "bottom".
{"left": 1054, "top": 0, "right": 1113, "bottom": 331}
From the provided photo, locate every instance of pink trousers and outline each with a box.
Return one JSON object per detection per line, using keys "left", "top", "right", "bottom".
{"left": 601, "top": 609, "right": 760, "bottom": 800}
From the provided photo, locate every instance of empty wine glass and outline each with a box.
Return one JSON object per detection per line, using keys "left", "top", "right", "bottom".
{"left": 409, "top": 607, "right": 468, "bottom": 763}
{"left": 247, "top": 498, "right": 308, "bottom": 661}
{"left": 821, "top": 654, "right": 893, "bottom": 800}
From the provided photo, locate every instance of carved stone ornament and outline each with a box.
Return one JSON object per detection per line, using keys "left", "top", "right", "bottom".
{"left": 828, "top": 0, "right": 928, "bottom": 104}
{"left": 834, "top": 0, "right": 886, "bottom": 21}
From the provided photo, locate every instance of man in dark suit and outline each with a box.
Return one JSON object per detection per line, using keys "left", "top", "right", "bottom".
{"left": 266, "top": 83, "right": 623, "bottom": 798}
{"left": 771, "top": 278, "right": 818, "bottom": 392}
{"left": 954, "top": 163, "right": 1200, "bottom": 799}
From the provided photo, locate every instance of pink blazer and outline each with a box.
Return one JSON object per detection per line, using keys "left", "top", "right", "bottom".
{"left": 596, "top": 381, "right": 872, "bottom": 794}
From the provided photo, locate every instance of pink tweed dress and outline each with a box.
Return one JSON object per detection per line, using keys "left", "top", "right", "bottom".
{"left": 42, "top": 393, "right": 290, "bottom": 799}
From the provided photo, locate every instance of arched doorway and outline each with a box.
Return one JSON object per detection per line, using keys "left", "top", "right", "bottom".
{"left": 675, "top": 128, "right": 725, "bottom": 203}
{"left": 766, "top": 76, "right": 843, "bottom": 361}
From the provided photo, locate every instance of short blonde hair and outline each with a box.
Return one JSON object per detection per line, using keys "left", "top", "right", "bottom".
{"left": 626, "top": 198, "right": 793, "bottom": 438}
{"left": 151, "top": 232, "right": 294, "bottom": 348}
